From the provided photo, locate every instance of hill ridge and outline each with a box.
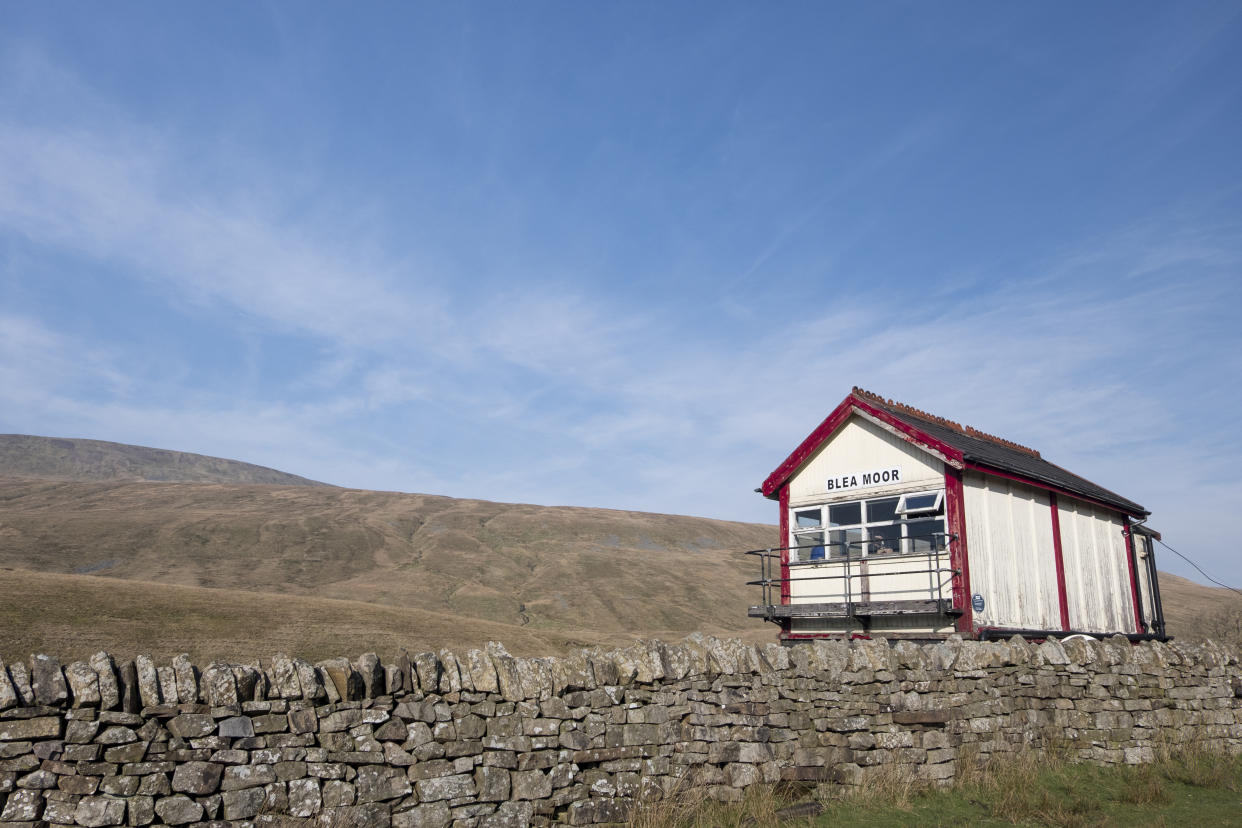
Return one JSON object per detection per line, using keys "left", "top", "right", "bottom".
{"left": 0, "top": 434, "right": 328, "bottom": 486}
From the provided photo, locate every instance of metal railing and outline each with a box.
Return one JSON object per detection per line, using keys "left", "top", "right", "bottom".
{"left": 745, "top": 532, "right": 960, "bottom": 619}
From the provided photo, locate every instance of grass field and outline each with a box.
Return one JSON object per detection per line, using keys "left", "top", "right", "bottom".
{"left": 0, "top": 472, "right": 1238, "bottom": 664}
{"left": 0, "top": 568, "right": 773, "bottom": 663}
{"left": 630, "top": 748, "right": 1242, "bottom": 827}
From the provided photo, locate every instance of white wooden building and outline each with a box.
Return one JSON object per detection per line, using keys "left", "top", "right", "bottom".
{"left": 748, "top": 388, "right": 1166, "bottom": 642}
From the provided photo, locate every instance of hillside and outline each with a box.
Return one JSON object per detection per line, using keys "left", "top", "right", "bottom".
{"left": 0, "top": 434, "right": 327, "bottom": 486}
{"left": 0, "top": 569, "right": 697, "bottom": 663}
{"left": 0, "top": 447, "right": 1235, "bottom": 662}
{"left": 0, "top": 478, "right": 777, "bottom": 660}
{"left": 1158, "top": 572, "right": 1242, "bottom": 646}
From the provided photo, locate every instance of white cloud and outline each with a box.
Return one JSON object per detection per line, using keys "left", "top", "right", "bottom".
{"left": 2, "top": 43, "right": 1239, "bottom": 591}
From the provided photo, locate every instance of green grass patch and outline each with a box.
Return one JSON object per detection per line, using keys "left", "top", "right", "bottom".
{"left": 812, "top": 749, "right": 1242, "bottom": 828}
{"left": 630, "top": 748, "right": 1242, "bottom": 828}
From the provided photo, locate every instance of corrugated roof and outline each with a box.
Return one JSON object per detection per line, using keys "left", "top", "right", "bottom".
{"left": 852, "top": 388, "right": 1147, "bottom": 516}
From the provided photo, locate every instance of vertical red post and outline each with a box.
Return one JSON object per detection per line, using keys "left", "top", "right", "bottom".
{"left": 944, "top": 468, "right": 973, "bottom": 636}
{"left": 778, "top": 486, "right": 791, "bottom": 642}
{"left": 1122, "top": 517, "right": 1144, "bottom": 634}
{"left": 778, "top": 486, "right": 791, "bottom": 605}
{"left": 1049, "top": 493, "right": 1071, "bottom": 631}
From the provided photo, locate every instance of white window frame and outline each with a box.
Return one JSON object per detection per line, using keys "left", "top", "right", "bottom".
{"left": 789, "top": 488, "right": 947, "bottom": 564}
{"left": 896, "top": 490, "right": 944, "bottom": 516}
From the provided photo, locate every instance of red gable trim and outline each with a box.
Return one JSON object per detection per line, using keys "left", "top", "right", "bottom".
{"left": 761, "top": 393, "right": 965, "bottom": 498}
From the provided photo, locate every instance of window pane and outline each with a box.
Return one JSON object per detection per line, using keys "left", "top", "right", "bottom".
{"left": 902, "top": 492, "right": 942, "bottom": 514}
{"left": 867, "top": 497, "right": 899, "bottom": 523}
{"left": 793, "top": 531, "right": 826, "bottom": 561}
{"left": 829, "top": 528, "right": 862, "bottom": 557}
{"left": 795, "top": 509, "right": 822, "bottom": 528}
{"left": 828, "top": 502, "right": 861, "bottom": 527}
{"left": 906, "top": 518, "right": 945, "bottom": 553}
{"left": 867, "top": 524, "right": 901, "bottom": 556}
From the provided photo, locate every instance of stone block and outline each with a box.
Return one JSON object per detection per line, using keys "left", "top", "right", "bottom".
{"left": 288, "top": 777, "right": 323, "bottom": 817}
{"left": 0, "top": 716, "right": 61, "bottom": 742}
{"left": 17, "top": 768, "right": 57, "bottom": 789}
{"left": 510, "top": 768, "right": 552, "bottom": 800}
{"left": 295, "top": 659, "right": 327, "bottom": 702}
{"left": 168, "top": 714, "right": 215, "bottom": 739}
{"left": 73, "top": 794, "right": 127, "bottom": 827}
{"left": 201, "top": 663, "right": 238, "bottom": 707}
{"left": 355, "top": 765, "right": 412, "bottom": 803}
{"left": 220, "top": 786, "right": 265, "bottom": 820}
{"left": 323, "top": 778, "right": 355, "bottom": 807}
{"left": 83, "top": 653, "right": 119, "bottom": 713}
{"left": 58, "top": 774, "right": 100, "bottom": 795}
{"left": 31, "top": 654, "right": 70, "bottom": 705}
{"left": 357, "top": 653, "right": 385, "bottom": 699}
{"left": 0, "top": 660, "right": 18, "bottom": 711}
{"left": 99, "top": 775, "right": 140, "bottom": 796}
{"left": 393, "top": 801, "right": 451, "bottom": 828}
{"left": 1, "top": 788, "right": 44, "bottom": 821}
{"left": 415, "top": 772, "right": 476, "bottom": 802}
{"left": 171, "top": 761, "right": 223, "bottom": 795}
{"left": 221, "top": 763, "right": 276, "bottom": 790}
{"left": 474, "top": 765, "right": 510, "bottom": 801}
{"left": 289, "top": 707, "right": 319, "bottom": 734}
{"left": 132, "top": 656, "right": 161, "bottom": 709}
{"left": 154, "top": 794, "right": 203, "bottom": 825}
{"left": 66, "top": 661, "right": 101, "bottom": 708}
{"left": 6, "top": 661, "right": 34, "bottom": 706}
{"left": 218, "top": 716, "right": 255, "bottom": 738}
{"left": 103, "top": 741, "right": 147, "bottom": 764}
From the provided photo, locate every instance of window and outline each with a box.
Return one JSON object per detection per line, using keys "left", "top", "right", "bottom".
{"left": 789, "top": 490, "right": 947, "bottom": 563}
{"left": 897, "top": 491, "right": 943, "bottom": 515}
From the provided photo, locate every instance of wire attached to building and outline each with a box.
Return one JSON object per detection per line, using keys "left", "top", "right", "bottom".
{"left": 1154, "top": 538, "right": 1242, "bottom": 600}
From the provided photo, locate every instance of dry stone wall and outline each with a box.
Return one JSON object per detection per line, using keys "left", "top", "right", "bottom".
{"left": 1, "top": 634, "right": 1240, "bottom": 827}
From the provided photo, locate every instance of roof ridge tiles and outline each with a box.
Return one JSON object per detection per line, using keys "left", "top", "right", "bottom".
{"left": 851, "top": 386, "right": 1042, "bottom": 459}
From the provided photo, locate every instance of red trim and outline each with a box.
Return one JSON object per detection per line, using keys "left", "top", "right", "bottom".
{"left": 761, "top": 393, "right": 965, "bottom": 498}
{"left": 778, "top": 486, "right": 791, "bottom": 606}
{"left": 944, "top": 468, "right": 972, "bottom": 635}
{"left": 1122, "top": 518, "right": 1143, "bottom": 634}
{"left": 963, "top": 461, "right": 1143, "bottom": 519}
{"left": 1049, "top": 493, "right": 1071, "bottom": 632}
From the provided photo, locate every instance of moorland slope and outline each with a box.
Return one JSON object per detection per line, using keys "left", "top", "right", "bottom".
{"left": 0, "top": 477, "right": 776, "bottom": 660}
{"left": 0, "top": 436, "right": 1235, "bottom": 662}
{"left": 0, "top": 434, "right": 326, "bottom": 485}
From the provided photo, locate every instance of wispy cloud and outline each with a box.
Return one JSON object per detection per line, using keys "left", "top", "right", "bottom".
{"left": 1, "top": 31, "right": 1239, "bottom": 591}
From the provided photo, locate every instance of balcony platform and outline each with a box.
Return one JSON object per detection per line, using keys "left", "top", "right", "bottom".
{"left": 748, "top": 599, "right": 961, "bottom": 619}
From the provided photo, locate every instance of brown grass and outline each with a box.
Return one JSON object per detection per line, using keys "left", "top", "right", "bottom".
{"left": 1154, "top": 572, "right": 1242, "bottom": 645}
{"left": 627, "top": 781, "right": 814, "bottom": 828}
{"left": 0, "top": 568, "right": 669, "bottom": 663}
{"left": 0, "top": 477, "right": 776, "bottom": 662}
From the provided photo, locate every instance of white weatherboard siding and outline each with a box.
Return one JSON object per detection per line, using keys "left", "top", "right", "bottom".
{"left": 789, "top": 415, "right": 943, "bottom": 505}
{"left": 788, "top": 561, "right": 856, "bottom": 605}
{"left": 790, "top": 612, "right": 955, "bottom": 635}
{"left": 963, "top": 472, "right": 1061, "bottom": 631}
{"left": 1058, "top": 499, "right": 1136, "bottom": 634}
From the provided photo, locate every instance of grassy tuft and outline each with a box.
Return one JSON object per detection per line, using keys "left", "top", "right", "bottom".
{"left": 633, "top": 744, "right": 1242, "bottom": 828}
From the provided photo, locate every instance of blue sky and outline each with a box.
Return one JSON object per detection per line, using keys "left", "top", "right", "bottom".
{"left": 1, "top": 3, "right": 1240, "bottom": 586}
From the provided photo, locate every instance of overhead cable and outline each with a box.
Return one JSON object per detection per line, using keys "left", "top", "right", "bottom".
{"left": 1155, "top": 538, "right": 1242, "bottom": 600}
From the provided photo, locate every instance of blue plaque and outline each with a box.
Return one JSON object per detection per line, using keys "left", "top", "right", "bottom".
{"left": 971, "top": 593, "right": 985, "bottom": 613}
